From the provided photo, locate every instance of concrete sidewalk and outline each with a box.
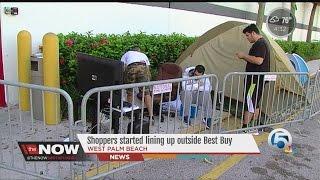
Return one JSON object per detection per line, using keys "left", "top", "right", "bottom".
{"left": 219, "top": 117, "right": 320, "bottom": 180}
{"left": 0, "top": 105, "right": 319, "bottom": 179}
{"left": 102, "top": 118, "right": 320, "bottom": 180}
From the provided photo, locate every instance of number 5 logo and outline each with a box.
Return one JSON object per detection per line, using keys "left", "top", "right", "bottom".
{"left": 268, "top": 128, "right": 292, "bottom": 149}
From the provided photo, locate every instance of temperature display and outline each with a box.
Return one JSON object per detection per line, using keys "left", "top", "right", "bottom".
{"left": 266, "top": 8, "right": 296, "bottom": 38}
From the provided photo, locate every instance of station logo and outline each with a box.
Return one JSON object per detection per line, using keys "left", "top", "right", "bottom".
{"left": 268, "top": 128, "right": 292, "bottom": 149}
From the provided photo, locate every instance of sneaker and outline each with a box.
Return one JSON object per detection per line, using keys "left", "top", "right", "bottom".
{"left": 248, "top": 129, "right": 260, "bottom": 135}
{"left": 149, "top": 116, "right": 155, "bottom": 126}
{"left": 256, "top": 126, "right": 274, "bottom": 133}
{"left": 257, "top": 127, "right": 264, "bottom": 133}
{"left": 262, "top": 127, "right": 274, "bottom": 133}
{"left": 242, "top": 129, "right": 248, "bottom": 133}
{"left": 202, "top": 118, "right": 212, "bottom": 129}
{"left": 242, "top": 128, "right": 259, "bottom": 135}
{"left": 183, "top": 116, "right": 192, "bottom": 126}
{"left": 160, "top": 115, "right": 165, "bottom": 122}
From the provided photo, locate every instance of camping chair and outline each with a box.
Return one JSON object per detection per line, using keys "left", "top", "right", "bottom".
{"left": 136, "top": 63, "right": 182, "bottom": 122}
{"left": 153, "top": 63, "right": 183, "bottom": 121}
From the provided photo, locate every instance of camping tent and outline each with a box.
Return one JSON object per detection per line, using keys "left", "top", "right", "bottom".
{"left": 286, "top": 53, "right": 309, "bottom": 85}
{"left": 176, "top": 21, "right": 307, "bottom": 117}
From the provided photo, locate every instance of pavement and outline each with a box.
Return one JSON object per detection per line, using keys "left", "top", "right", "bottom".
{"left": 218, "top": 117, "right": 320, "bottom": 180}
{"left": 0, "top": 99, "right": 319, "bottom": 180}
{"left": 0, "top": 105, "right": 74, "bottom": 180}
{"left": 98, "top": 117, "right": 320, "bottom": 180}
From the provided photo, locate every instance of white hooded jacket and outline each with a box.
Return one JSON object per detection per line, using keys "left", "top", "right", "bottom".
{"left": 182, "top": 66, "right": 212, "bottom": 92}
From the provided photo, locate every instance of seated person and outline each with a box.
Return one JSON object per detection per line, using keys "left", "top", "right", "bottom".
{"left": 180, "top": 65, "right": 213, "bottom": 128}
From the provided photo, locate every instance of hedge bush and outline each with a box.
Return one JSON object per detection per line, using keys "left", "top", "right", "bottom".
{"left": 57, "top": 32, "right": 320, "bottom": 107}
{"left": 58, "top": 31, "right": 195, "bottom": 104}
{"left": 275, "top": 40, "right": 320, "bottom": 61}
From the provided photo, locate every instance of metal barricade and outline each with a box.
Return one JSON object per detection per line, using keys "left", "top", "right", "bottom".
{"left": 1, "top": 71, "right": 314, "bottom": 179}
{"left": 0, "top": 80, "right": 74, "bottom": 180}
{"left": 77, "top": 74, "right": 219, "bottom": 179}
{"left": 309, "top": 70, "right": 320, "bottom": 118}
{"left": 219, "top": 72, "right": 310, "bottom": 133}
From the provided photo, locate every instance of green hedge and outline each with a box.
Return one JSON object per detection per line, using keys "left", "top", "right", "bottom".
{"left": 58, "top": 31, "right": 195, "bottom": 104}
{"left": 58, "top": 32, "right": 320, "bottom": 106}
{"left": 275, "top": 40, "right": 320, "bottom": 61}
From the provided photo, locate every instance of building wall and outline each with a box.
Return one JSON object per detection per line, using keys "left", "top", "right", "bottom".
{"left": 211, "top": 2, "right": 320, "bottom": 30}
{"left": 0, "top": 2, "right": 319, "bottom": 103}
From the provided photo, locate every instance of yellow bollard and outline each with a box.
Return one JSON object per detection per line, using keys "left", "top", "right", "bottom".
{"left": 17, "top": 30, "right": 31, "bottom": 111}
{"left": 43, "top": 33, "right": 60, "bottom": 125}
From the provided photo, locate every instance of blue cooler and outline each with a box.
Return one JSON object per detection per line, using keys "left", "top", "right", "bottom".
{"left": 179, "top": 104, "right": 198, "bottom": 119}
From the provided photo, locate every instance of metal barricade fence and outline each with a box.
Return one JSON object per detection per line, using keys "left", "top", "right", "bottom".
{"left": 77, "top": 74, "right": 219, "bottom": 179}
{"left": 0, "top": 80, "right": 74, "bottom": 180}
{"left": 1, "top": 71, "right": 315, "bottom": 179}
{"left": 309, "top": 70, "right": 320, "bottom": 118}
{"left": 219, "top": 72, "right": 310, "bottom": 133}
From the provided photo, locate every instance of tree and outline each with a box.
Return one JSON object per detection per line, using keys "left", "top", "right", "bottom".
{"left": 288, "top": 2, "right": 296, "bottom": 41}
{"left": 306, "top": 3, "right": 318, "bottom": 42}
{"left": 256, "top": 2, "right": 266, "bottom": 30}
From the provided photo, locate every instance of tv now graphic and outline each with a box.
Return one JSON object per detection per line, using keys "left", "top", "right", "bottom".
{"left": 18, "top": 142, "right": 89, "bottom": 161}
{"left": 18, "top": 142, "right": 145, "bottom": 161}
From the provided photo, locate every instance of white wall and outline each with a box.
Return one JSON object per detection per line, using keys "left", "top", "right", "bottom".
{"left": 210, "top": 2, "right": 319, "bottom": 26}
{"left": 0, "top": 2, "right": 319, "bottom": 103}
{"left": 167, "top": 8, "right": 254, "bottom": 37}
{"left": 210, "top": 2, "right": 320, "bottom": 41}
{"left": 0, "top": 2, "right": 173, "bottom": 103}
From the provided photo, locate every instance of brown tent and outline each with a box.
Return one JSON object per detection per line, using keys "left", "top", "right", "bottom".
{"left": 176, "top": 21, "right": 307, "bottom": 117}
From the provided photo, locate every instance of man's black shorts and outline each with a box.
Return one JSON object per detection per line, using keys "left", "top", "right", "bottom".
{"left": 244, "top": 75, "right": 265, "bottom": 112}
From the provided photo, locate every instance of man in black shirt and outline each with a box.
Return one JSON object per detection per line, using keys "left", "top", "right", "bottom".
{"left": 235, "top": 24, "right": 270, "bottom": 132}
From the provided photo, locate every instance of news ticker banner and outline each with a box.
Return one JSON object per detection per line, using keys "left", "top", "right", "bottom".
{"left": 18, "top": 134, "right": 259, "bottom": 161}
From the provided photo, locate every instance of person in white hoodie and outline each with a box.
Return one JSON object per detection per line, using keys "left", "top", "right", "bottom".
{"left": 180, "top": 65, "right": 213, "bottom": 128}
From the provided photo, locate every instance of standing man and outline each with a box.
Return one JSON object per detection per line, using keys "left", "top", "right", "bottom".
{"left": 235, "top": 24, "right": 270, "bottom": 132}
{"left": 121, "top": 46, "right": 153, "bottom": 121}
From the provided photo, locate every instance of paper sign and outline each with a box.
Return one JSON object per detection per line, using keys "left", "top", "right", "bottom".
{"left": 153, "top": 83, "right": 172, "bottom": 95}
{"left": 264, "top": 75, "right": 277, "bottom": 81}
